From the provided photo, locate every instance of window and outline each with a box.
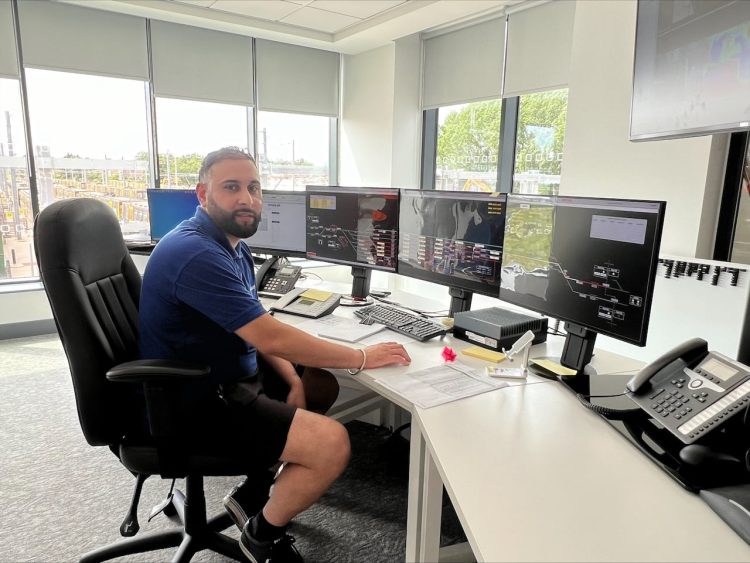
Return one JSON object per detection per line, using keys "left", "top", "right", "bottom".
{"left": 156, "top": 97, "right": 252, "bottom": 189}
{"left": 25, "top": 69, "right": 151, "bottom": 239}
{"left": 257, "top": 111, "right": 332, "bottom": 191}
{"left": 435, "top": 100, "right": 501, "bottom": 192}
{"left": 513, "top": 88, "right": 568, "bottom": 195}
{"left": 0, "top": 78, "right": 32, "bottom": 281}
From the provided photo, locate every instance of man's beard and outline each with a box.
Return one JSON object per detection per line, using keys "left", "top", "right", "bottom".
{"left": 206, "top": 199, "right": 261, "bottom": 239}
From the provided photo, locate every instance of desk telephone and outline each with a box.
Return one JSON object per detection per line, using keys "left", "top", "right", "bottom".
{"left": 627, "top": 338, "right": 750, "bottom": 445}
{"left": 256, "top": 257, "right": 302, "bottom": 297}
{"left": 269, "top": 287, "right": 341, "bottom": 319}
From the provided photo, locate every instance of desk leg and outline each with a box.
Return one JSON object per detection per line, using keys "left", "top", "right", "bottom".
{"left": 405, "top": 416, "right": 443, "bottom": 562}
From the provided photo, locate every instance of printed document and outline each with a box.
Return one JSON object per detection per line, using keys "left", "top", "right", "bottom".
{"left": 377, "top": 362, "right": 509, "bottom": 409}
{"left": 295, "top": 315, "right": 386, "bottom": 343}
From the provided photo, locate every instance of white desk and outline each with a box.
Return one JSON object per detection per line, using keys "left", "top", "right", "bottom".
{"left": 272, "top": 278, "right": 750, "bottom": 562}
{"left": 414, "top": 376, "right": 750, "bottom": 562}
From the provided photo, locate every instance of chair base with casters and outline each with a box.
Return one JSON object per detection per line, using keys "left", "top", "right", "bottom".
{"left": 81, "top": 476, "right": 242, "bottom": 563}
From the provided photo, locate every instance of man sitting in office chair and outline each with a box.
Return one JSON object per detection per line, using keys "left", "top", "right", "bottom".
{"left": 139, "top": 146, "right": 411, "bottom": 562}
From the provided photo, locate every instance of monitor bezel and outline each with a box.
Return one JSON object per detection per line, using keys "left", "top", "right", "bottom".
{"left": 397, "top": 189, "right": 507, "bottom": 299}
{"left": 499, "top": 193, "right": 666, "bottom": 347}
{"left": 246, "top": 189, "right": 308, "bottom": 259}
{"left": 304, "top": 185, "right": 400, "bottom": 273}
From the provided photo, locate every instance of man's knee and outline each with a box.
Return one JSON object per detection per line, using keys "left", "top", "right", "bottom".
{"left": 283, "top": 411, "right": 350, "bottom": 473}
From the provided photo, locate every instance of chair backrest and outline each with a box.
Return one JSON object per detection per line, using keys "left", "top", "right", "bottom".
{"left": 34, "top": 198, "right": 143, "bottom": 446}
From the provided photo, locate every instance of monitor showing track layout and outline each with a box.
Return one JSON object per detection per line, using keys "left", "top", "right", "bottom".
{"left": 499, "top": 195, "right": 665, "bottom": 346}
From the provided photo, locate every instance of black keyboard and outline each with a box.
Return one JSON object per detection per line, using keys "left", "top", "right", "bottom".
{"left": 354, "top": 304, "right": 448, "bottom": 342}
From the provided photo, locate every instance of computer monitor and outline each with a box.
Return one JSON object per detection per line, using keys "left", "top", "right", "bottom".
{"left": 146, "top": 188, "right": 198, "bottom": 240}
{"left": 306, "top": 185, "right": 399, "bottom": 302}
{"left": 500, "top": 194, "right": 666, "bottom": 372}
{"left": 246, "top": 190, "right": 307, "bottom": 258}
{"left": 398, "top": 189, "right": 507, "bottom": 316}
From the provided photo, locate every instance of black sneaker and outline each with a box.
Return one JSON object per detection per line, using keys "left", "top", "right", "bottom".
{"left": 239, "top": 525, "right": 303, "bottom": 563}
{"left": 223, "top": 475, "right": 273, "bottom": 532}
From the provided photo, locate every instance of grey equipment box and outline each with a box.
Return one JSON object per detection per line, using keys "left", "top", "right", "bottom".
{"left": 453, "top": 307, "right": 548, "bottom": 351}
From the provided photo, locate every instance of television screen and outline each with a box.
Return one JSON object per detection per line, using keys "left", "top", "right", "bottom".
{"left": 630, "top": 0, "right": 750, "bottom": 141}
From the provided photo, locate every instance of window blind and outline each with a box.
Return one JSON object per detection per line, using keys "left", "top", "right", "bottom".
{"left": 503, "top": 0, "right": 576, "bottom": 97}
{"left": 151, "top": 20, "right": 253, "bottom": 106}
{"left": 422, "top": 17, "right": 504, "bottom": 109}
{"left": 18, "top": 0, "right": 148, "bottom": 80}
{"left": 256, "top": 39, "right": 339, "bottom": 117}
{"left": 0, "top": 0, "right": 18, "bottom": 78}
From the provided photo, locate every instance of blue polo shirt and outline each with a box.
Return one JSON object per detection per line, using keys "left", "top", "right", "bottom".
{"left": 139, "top": 206, "right": 267, "bottom": 397}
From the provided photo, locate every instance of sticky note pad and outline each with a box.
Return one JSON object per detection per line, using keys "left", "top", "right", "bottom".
{"left": 461, "top": 346, "right": 506, "bottom": 363}
{"left": 300, "top": 289, "right": 333, "bottom": 302}
{"left": 530, "top": 358, "right": 577, "bottom": 376}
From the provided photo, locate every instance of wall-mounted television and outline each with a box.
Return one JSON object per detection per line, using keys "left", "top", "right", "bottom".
{"left": 630, "top": 0, "right": 750, "bottom": 141}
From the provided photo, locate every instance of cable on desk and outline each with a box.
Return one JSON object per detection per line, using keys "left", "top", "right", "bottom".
{"left": 299, "top": 270, "right": 323, "bottom": 282}
{"left": 575, "top": 391, "right": 641, "bottom": 420}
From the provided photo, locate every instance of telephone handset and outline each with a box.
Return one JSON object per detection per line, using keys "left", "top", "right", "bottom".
{"left": 627, "top": 338, "right": 750, "bottom": 444}
{"left": 269, "top": 287, "right": 341, "bottom": 319}
{"left": 256, "top": 256, "right": 302, "bottom": 297}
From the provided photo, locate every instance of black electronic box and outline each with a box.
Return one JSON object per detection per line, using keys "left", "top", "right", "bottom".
{"left": 453, "top": 307, "right": 548, "bottom": 351}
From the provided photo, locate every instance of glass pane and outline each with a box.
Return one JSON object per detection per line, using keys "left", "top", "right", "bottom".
{"left": 25, "top": 69, "right": 151, "bottom": 240}
{"left": 0, "top": 78, "right": 32, "bottom": 281}
{"left": 257, "top": 111, "right": 330, "bottom": 191}
{"left": 156, "top": 97, "right": 251, "bottom": 189}
{"left": 513, "top": 88, "right": 568, "bottom": 195}
{"left": 731, "top": 141, "right": 750, "bottom": 264}
{"left": 435, "top": 99, "right": 500, "bottom": 192}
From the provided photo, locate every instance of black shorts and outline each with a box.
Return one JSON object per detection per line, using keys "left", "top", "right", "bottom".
{"left": 189, "top": 361, "right": 298, "bottom": 471}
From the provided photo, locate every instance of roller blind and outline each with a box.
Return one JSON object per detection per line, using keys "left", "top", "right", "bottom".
{"left": 256, "top": 39, "right": 339, "bottom": 117}
{"left": 422, "top": 17, "right": 504, "bottom": 109}
{"left": 17, "top": 0, "right": 148, "bottom": 80}
{"left": 151, "top": 20, "right": 253, "bottom": 106}
{"left": 0, "top": 0, "right": 18, "bottom": 78}
{"left": 503, "top": 0, "right": 576, "bottom": 97}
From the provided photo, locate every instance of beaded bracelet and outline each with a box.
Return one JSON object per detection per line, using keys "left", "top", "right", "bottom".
{"left": 347, "top": 348, "right": 367, "bottom": 375}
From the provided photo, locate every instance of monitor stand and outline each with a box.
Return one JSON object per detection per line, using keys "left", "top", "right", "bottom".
{"left": 340, "top": 266, "right": 374, "bottom": 307}
{"left": 448, "top": 287, "right": 473, "bottom": 317}
{"left": 559, "top": 322, "right": 597, "bottom": 392}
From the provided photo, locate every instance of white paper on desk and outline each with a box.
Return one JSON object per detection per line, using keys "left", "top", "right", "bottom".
{"left": 295, "top": 315, "right": 386, "bottom": 343}
{"left": 377, "top": 362, "right": 508, "bottom": 409}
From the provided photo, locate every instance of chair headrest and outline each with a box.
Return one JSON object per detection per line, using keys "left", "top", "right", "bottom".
{"left": 35, "top": 198, "right": 131, "bottom": 284}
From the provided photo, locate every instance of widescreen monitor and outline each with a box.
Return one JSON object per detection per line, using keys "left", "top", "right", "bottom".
{"left": 499, "top": 194, "right": 666, "bottom": 369}
{"left": 306, "top": 186, "right": 399, "bottom": 300}
{"left": 146, "top": 188, "right": 198, "bottom": 240}
{"left": 246, "top": 190, "right": 307, "bottom": 258}
{"left": 398, "top": 189, "right": 507, "bottom": 315}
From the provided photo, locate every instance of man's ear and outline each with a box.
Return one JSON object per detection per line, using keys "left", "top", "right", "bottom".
{"left": 196, "top": 183, "right": 207, "bottom": 206}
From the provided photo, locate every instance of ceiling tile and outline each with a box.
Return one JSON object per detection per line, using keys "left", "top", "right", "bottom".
{"left": 309, "top": 0, "right": 405, "bottom": 19}
{"left": 210, "top": 0, "right": 301, "bottom": 21}
{"left": 281, "top": 6, "right": 359, "bottom": 33}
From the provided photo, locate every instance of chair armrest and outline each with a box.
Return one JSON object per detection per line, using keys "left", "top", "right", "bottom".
{"left": 106, "top": 359, "right": 210, "bottom": 383}
{"left": 106, "top": 360, "right": 211, "bottom": 443}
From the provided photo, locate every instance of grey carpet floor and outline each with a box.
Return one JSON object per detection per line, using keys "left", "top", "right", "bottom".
{"left": 0, "top": 334, "right": 466, "bottom": 562}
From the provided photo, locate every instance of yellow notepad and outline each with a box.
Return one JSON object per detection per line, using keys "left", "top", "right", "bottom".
{"left": 461, "top": 346, "right": 506, "bottom": 363}
{"left": 300, "top": 288, "right": 333, "bottom": 302}
{"left": 530, "top": 358, "right": 577, "bottom": 376}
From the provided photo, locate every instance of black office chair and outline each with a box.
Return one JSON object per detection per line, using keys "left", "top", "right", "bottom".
{"left": 34, "top": 198, "right": 256, "bottom": 562}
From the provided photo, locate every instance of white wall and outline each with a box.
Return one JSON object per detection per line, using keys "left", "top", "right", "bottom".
{"left": 0, "top": 289, "right": 51, "bottom": 325}
{"left": 561, "top": 0, "right": 727, "bottom": 258}
{"left": 339, "top": 44, "right": 395, "bottom": 186}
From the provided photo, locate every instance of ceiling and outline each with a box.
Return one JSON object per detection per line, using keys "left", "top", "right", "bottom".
{"left": 64, "top": 0, "right": 520, "bottom": 54}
